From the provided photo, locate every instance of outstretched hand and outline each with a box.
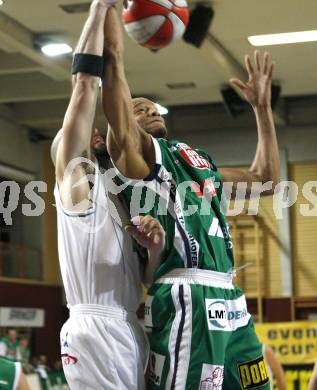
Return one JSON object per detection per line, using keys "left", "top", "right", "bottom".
{"left": 230, "top": 50, "right": 275, "bottom": 109}
{"left": 125, "top": 216, "right": 166, "bottom": 255}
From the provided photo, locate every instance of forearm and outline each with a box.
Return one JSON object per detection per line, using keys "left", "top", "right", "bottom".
{"left": 103, "top": 5, "right": 133, "bottom": 139}
{"left": 249, "top": 106, "right": 280, "bottom": 187}
{"left": 62, "top": 1, "right": 110, "bottom": 166}
{"left": 144, "top": 250, "right": 164, "bottom": 287}
{"left": 75, "top": 1, "right": 109, "bottom": 56}
{"left": 104, "top": 6, "right": 124, "bottom": 60}
{"left": 102, "top": 7, "right": 151, "bottom": 178}
{"left": 308, "top": 372, "right": 317, "bottom": 390}
{"left": 276, "top": 375, "right": 287, "bottom": 390}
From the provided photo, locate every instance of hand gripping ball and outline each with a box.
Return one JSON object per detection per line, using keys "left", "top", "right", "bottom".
{"left": 122, "top": 0, "right": 189, "bottom": 50}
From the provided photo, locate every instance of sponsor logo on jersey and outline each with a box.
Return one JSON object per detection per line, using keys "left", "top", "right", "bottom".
{"left": 192, "top": 179, "right": 217, "bottom": 198}
{"left": 61, "top": 332, "right": 78, "bottom": 365}
{"left": 177, "top": 215, "right": 199, "bottom": 268}
{"left": 62, "top": 332, "right": 69, "bottom": 348}
{"left": 176, "top": 143, "right": 210, "bottom": 170}
{"left": 61, "top": 354, "right": 78, "bottom": 365}
{"left": 188, "top": 233, "right": 199, "bottom": 267}
{"left": 205, "top": 296, "right": 250, "bottom": 332}
{"left": 144, "top": 295, "right": 154, "bottom": 328}
{"left": 238, "top": 356, "right": 269, "bottom": 389}
{"left": 208, "top": 218, "right": 233, "bottom": 250}
{"left": 199, "top": 364, "right": 224, "bottom": 390}
{"left": 149, "top": 351, "right": 165, "bottom": 386}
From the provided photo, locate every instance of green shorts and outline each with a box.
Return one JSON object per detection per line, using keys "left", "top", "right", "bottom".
{"left": 145, "top": 268, "right": 270, "bottom": 390}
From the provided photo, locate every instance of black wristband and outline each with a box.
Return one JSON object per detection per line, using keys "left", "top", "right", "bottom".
{"left": 72, "top": 53, "right": 104, "bottom": 77}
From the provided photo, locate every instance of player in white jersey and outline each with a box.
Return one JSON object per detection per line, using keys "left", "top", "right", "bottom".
{"left": 50, "top": 1, "right": 166, "bottom": 388}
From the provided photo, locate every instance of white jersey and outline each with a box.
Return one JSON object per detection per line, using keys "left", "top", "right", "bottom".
{"left": 54, "top": 161, "right": 143, "bottom": 312}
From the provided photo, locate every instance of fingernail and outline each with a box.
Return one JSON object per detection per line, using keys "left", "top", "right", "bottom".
{"left": 131, "top": 216, "right": 140, "bottom": 226}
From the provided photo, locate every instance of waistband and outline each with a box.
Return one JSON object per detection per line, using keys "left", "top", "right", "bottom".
{"left": 69, "top": 304, "right": 138, "bottom": 322}
{"left": 155, "top": 268, "right": 234, "bottom": 289}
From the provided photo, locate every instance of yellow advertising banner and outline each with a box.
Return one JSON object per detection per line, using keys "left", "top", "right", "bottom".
{"left": 255, "top": 322, "right": 316, "bottom": 389}
{"left": 255, "top": 321, "right": 317, "bottom": 364}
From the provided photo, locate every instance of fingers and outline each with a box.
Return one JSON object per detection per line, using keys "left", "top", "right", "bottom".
{"left": 263, "top": 52, "right": 270, "bottom": 74}
{"left": 254, "top": 50, "right": 261, "bottom": 72}
{"left": 125, "top": 224, "right": 141, "bottom": 237}
{"left": 229, "top": 78, "right": 247, "bottom": 91}
{"left": 245, "top": 54, "right": 254, "bottom": 76}
{"left": 268, "top": 62, "right": 275, "bottom": 81}
{"left": 130, "top": 215, "right": 164, "bottom": 237}
{"left": 96, "top": 0, "right": 118, "bottom": 7}
{"left": 123, "top": 0, "right": 128, "bottom": 8}
{"left": 245, "top": 51, "right": 274, "bottom": 77}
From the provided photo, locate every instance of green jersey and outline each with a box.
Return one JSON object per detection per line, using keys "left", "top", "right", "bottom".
{"left": 116, "top": 138, "right": 234, "bottom": 279}
{"left": 0, "top": 358, "right": 20, "bottom": 390}
{"left": 0, "top": 338, "right": 19, "bottom": 362}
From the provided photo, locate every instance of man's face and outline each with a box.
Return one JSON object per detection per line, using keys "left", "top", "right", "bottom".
{"left": 8, "top": 330, "right": 17, "bottom": 342}
{"left": 20, "top": 338, "right": 29, "bottom": 348}
{"left": 133, "top": 98, "right": 167, "bottom": 139}
{"left": 91, "top": 128, "right": 107, "bottom": 156}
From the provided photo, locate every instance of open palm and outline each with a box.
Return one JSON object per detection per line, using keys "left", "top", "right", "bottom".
{"left": 230, "top": 51, "right": 274, "bottom": 108}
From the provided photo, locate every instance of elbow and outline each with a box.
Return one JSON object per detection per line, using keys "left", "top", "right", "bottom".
{"left": 262, "top": 172, "right": 280, "bottom": 196}
{"left": 257, "top": 179, "right": 279, "bottom": 197}
{"left": 73, "top": 72, "right": 100, "bottom": 91}
{"left": 255, "top": 168, "right": 280, "bottom": 196}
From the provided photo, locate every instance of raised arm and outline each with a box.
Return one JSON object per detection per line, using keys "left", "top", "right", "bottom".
{"left": 102, "top": 7, "right": 154, "bottom": 179}
{"left": 53, "top": 0, "right": 113, "bottom": 210}
{"left": 308, "top": 359, "right": 317, "bottom": 390}
{"left": 264, "top": 345, "right": 287, "bottom": 390}
{"left": 17, "top": 370, "right": 31, "bottom": 390}
{"left": 219, "top": 51, "right": 280, "bottom": 199}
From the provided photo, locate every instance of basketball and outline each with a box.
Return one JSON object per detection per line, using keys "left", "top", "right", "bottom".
{"left": 122, "top": 0, "right": 189, "bottom": 50}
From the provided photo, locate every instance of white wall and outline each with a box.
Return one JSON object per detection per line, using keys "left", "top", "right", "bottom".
{"left": 173, "top": 125, "right": 317, "bottom": 166}
{"left": 0, "top": 119, "right": 43, "bottom": 173}
{"left": 0, "top": 119, "right": 44, "bottom": 253}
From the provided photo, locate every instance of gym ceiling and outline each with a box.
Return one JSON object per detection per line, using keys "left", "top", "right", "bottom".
{"left": 0, "top": 0, "right": 317, "bottom": 136}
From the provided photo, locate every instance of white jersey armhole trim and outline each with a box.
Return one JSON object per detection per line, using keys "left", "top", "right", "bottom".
{"left": 54, "top": 160, "right": 99, "bottom": 217}
{"left": 13, "top": 362, "right": 21, "bottom": 390}
{"left": 110, "top": 136, "right": 162, "bottom": 185}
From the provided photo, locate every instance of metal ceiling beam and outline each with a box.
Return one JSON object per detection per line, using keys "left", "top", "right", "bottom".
{"left": 0, "top": 104, "right": 17, "bottom": 124}
{"left": 14, "top": 98, "right": 105, "bottom": 130}
{"left": 0, "top": 53, "right": 42, "bottom": 75}
{"left": 0, "top": 11, "right": 70, "bottom": 81}
{"left": 0, "top": 73, "right": 70, "bottom": 103}
{"left": 198, "top": 33, "right": 286, "bottom": 126}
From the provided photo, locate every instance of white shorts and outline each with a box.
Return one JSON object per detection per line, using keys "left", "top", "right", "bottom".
{"left": 60, "top": 304, "right": 149, "bottom": 390}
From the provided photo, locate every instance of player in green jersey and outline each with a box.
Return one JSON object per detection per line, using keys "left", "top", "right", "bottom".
{"left": 0, "top": 358, "right": 30, "bottom": 390}
{"left": 101, "top": 6, "right": 279, "bottom": 389}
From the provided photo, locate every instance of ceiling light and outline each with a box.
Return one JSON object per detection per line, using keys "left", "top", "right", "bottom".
{"left": 155, "top": 103, "right": 168, "bottom": 116}
{"left": 248, "top": 30, "right": 317, "bottom": 46}
{"left": 41, "top": 43, "right": 73, "bottom": 57}
{"left": 0, "top": 0, "right": 4, "bottom": 5}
